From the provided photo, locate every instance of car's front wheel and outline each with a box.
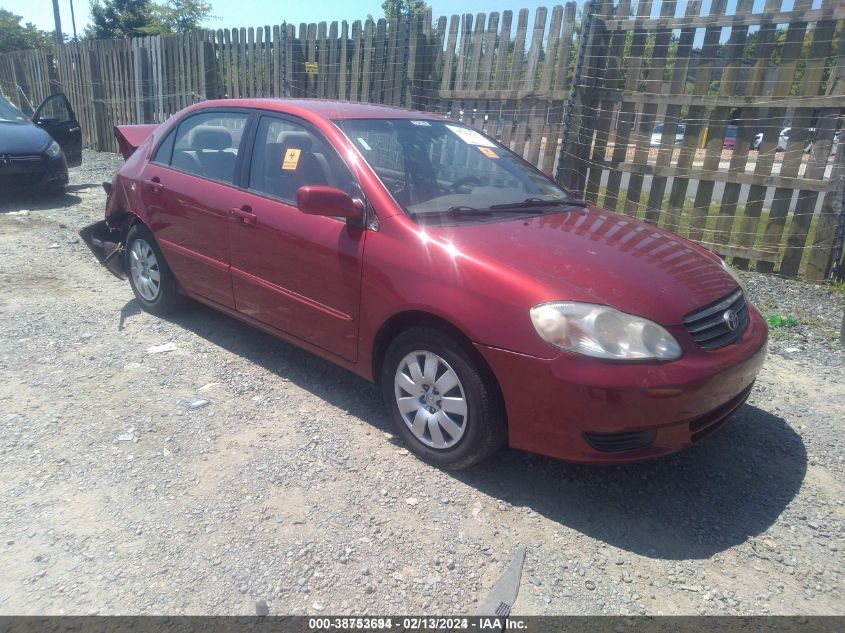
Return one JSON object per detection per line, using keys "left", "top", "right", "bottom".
{"left": 125, "top": 223, "right": 181, "bottom": 315}
{"left": 381, "top": 327, "right": 506, "bottom": 469}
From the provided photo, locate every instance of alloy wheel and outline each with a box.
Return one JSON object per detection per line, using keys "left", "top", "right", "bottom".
{"left": 393, "top": 350, "right": 468, "bottom": 449}
{"left": 129, "top": 238, "right": 161, "bottom": 302}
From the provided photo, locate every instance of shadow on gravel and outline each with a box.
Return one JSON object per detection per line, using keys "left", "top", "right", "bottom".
{"left": 153, "top": 300, "right": 387, "bottom": 428}
{"left": 119, "top": 300, "right": 142, "bottom": 331}
{"left": 67, "top": 183, "right": 99, "bottom": 193}
{"left": 455, "top": 404, "right": 806, "bottom": 560}
{"left": 0, "top": 190, "right": 82, "bottom": 213}
{"left": 146, "top": 300, "right": 805, "bottom": 561}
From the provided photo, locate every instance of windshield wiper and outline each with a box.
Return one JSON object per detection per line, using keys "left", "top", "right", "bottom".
{"left": 408, "top": 206, "right": 491, "bottom": 221}
{"left": 489, "top": 197, "right": 590, "bottom": 210}
{"left": 445, "top": 205, "right": 554, "bottom": 216}
{"left": 408, "top": 200, "right": 576, "bottom": 222}
{"left": 446, "top": 205, "right": 492, "bottom": 216}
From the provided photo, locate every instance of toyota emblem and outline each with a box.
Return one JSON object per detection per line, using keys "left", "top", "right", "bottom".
{"left": 723, "top": 309, "right": 739, "bottom": 331}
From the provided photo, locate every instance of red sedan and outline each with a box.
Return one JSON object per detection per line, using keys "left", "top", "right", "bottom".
{"left": 81, "top": 99, "right": 767, "bottom": 469}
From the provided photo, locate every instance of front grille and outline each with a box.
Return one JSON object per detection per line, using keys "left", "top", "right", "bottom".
{"left": 683, "top": 288, "right": 748, "bottom": 351}
{"left": 584, "top": 429, "right": 656, "bottom": 453}
{"left": 0, "top": 154, "right": 43, "bottom": 168}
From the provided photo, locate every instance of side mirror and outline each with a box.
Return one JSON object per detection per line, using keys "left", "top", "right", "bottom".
{"left": 296, "top": 186, "right": 365, "bottom": 223}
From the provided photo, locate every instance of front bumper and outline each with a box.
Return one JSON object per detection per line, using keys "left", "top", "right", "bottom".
{"left": 0, "top": 153, "right": 68, "bottom": 189}
{"left": 475, "top": 307, "right": 768, "bottom": 463}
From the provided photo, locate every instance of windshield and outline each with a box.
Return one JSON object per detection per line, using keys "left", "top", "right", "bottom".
{"left": 0, "top": 95, "right": 27, "bottom": 124}
{"left": 334, "top": 118, "right": 575, "bottom": 220}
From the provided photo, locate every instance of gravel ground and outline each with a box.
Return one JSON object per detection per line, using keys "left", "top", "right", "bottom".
{"left": 0, "top": 150, "right": 843, "bottom": 616}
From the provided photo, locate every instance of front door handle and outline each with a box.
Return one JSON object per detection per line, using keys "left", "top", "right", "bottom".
{"left": 230, "top": 205, "right": 257, "bottom": 227}
{"left": 145, "top": 177, "right": 163, "bottom": 194}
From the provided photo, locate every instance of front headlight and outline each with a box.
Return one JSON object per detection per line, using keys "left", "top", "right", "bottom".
{"left": 45, "top": 140, "right": 61, "bottom": 158}
{"left": 529, "top": 302, "right": 682, "bottom": 361}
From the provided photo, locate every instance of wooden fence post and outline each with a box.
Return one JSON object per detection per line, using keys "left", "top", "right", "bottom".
{"left": 203, "top": 37, "right": 218, "bottom": 100}
{"left": 557, "top": 0, "right": 602, "bottom": 194}
{"left": 88, "top": 43, "right": 108, "bottom": 151}
{"left": 135, "top": 42, "right": 154, "bottom": 123}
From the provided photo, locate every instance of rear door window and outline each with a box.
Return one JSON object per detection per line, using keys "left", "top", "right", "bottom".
{"left": 168, "top": 112, "right": 249, "bottom": 185}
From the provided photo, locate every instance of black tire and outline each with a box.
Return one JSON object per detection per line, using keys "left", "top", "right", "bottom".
{"left": 381, "top": 326, "right": 507, "bottom": 470}
{"left": 125, "top": 223, "right": 182, "bottom": 315}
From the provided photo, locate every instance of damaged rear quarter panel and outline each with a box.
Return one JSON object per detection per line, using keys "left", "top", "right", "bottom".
{"left": 80, "top": 130, "right": 163, "bottom": 279}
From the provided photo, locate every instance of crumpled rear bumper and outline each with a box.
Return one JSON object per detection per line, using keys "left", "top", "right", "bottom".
{"left": 79, "top": 219, "right": 126, "bottom": 280}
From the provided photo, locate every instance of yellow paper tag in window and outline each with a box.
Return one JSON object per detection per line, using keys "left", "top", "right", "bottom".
{"left": 478, "top": 147, "right": 498, "bottom": 159}
{"left": 282, "top": 148, "right": 301, "bottom": 171}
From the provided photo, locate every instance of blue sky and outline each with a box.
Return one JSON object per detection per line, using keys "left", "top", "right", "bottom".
{"left": 4, "top": 0, "right": 820, "bottom": 44}
{"left": 4, "top": 0, "right": 558, "bottom": 36}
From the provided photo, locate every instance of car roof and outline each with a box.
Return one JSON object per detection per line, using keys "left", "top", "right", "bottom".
{"left": 194, "top": 98, "right": 445, "bottom": 121}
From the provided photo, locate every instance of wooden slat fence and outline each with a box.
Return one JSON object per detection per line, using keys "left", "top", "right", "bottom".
{"left": 1, "top": 1, "right": 843, "bottom": 280}
{"left": 563, "top": 0, "right": 845, "bottom": 281}
{"left": 0, "top": 47, "right": 59, "bottom": 114}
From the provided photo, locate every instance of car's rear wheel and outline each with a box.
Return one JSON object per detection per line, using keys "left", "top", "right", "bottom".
{"left": 381, "top": 327, "right": 506, "bottom": 469}
{"left": 125, "top": 223, "right": 181, "bottom": 315}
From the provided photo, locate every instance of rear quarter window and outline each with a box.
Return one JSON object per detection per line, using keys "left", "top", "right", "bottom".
{"left": 152, "top": 129, "right": 176, "bottom": 164}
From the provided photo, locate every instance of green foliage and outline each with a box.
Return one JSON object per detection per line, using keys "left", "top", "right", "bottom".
{"left": 0, "top": 8, "right": 54, "bottom": 53}
{"left": 84, "top": 0, "right": 213, "bottom": 39}
{"left": 381, "top": 0, "right": 429, "bottom": 20}
{"left": 85, "top": 0, "right": 160, "bottom": 38}
{"left": 153, "top": 0, "right": 215, "bottom": 33}
{"left": 620, "top": 32, "right": 680, "bottom": 90}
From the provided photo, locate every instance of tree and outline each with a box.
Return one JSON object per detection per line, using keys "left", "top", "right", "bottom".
{"left": 0, "top": 9, "right": 54, "bottom": 53}
{"left": 153, "top": 0, "right": 214, "bottom": 33}
{"left": 84, "top": 0, "right": 213, "bottom": 39}
{"left": 85, "top": 0, "right": 160, "bottom": 38}
{"left": 381, "top": 0, "right": 429, "bottom": 20}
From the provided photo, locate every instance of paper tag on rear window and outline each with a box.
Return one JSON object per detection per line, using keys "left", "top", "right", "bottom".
{"left": 357, "top": 138, "right": 372, "bottom": 151}
{"left": 282, "top": 148, "right": 301, "bottom": 170}
{"left": 446, "top": 124, "right": 495, "bottom": 147}
{"left": 478, "top": 147, "right": 499, "bottom": 159}
{"left": 411, "top": 120, "right": 431, "bottom": 126}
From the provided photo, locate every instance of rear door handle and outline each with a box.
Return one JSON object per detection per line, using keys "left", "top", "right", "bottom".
{"left": 230, "top": 205, "right": 257, "bottom": 227}
{"left": 145, "top": 177, "right": 163, "bottom": 194}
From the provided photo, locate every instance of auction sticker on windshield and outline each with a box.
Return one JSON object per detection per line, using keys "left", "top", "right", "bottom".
{"left": 446, "top": 124, "right": 496, "bottom": 147}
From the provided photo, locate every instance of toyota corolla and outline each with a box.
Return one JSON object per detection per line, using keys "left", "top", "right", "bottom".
{"left": 81, "top": 99, "right": 767, "bottom": 469}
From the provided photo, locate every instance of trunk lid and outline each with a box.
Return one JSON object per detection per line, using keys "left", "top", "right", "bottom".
{"left": 114, "top": 124, "right": 158, "bottom": 159}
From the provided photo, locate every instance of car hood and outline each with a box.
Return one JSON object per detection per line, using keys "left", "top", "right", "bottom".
{"left": 0, "top": 121, "right": 51, "bottom": 154}
{"left": 426, "top": 205, "right": 738, "bottom": 326}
